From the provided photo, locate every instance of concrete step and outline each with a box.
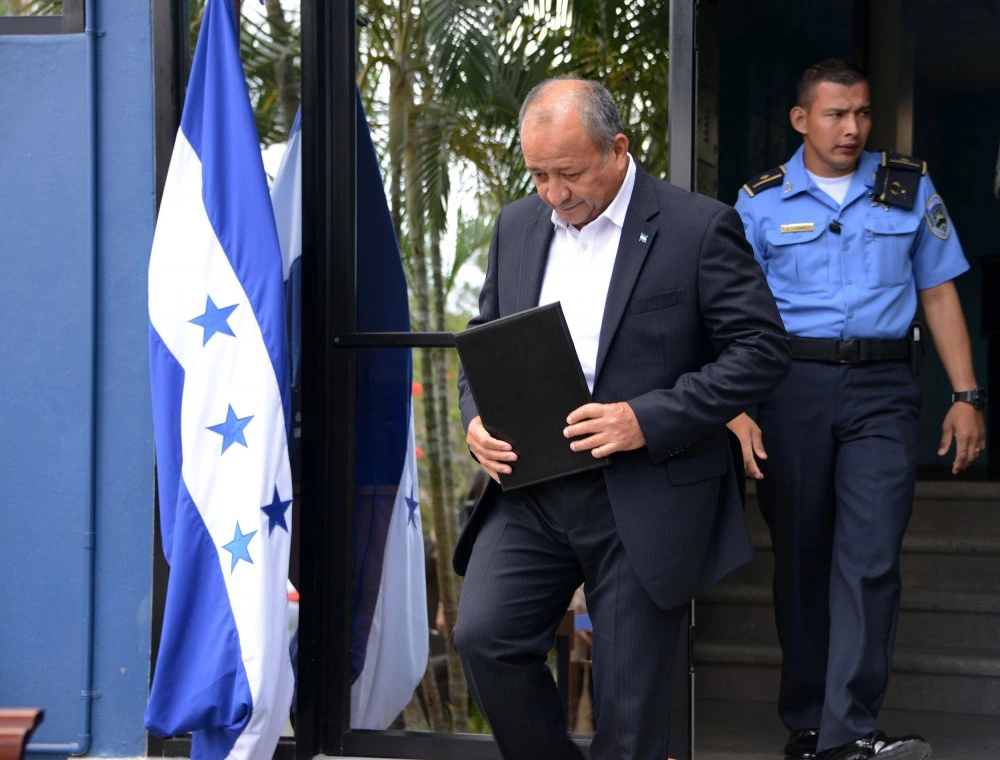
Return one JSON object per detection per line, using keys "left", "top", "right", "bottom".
{"left": 699, "top": 481, "right": 1000, "bottom": 718}
{"left": 743, "top": 481, "right": 1000, "bottom": 536}
{"left": 702, "top": 583, "right": 1000, "bottom": 615}
{"left": 694, "top": 641, "right": 1000, "bottom": 716}
{"left": 694, "top": 698, "right": 1000, "bottom": 760}
{"left": 697, "top": 589, "right": 1000, "bottom": 651}
{"left": 726, "top": 540, "right": 1000, "bottom": 594}
{"left": 695, "top": 642, "right": 1000, "bottom": 677}
{"left": 746, "top": 526, "right": 1000, "bottom": 557}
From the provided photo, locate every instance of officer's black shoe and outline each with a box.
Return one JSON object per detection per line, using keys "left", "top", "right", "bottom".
{"left": 815, "top": 731, "right": 932, "bottom": 760}
{"left": 813, "top": 741, "right": 868, "bottom": 760}
{"left": 857, "top": 730, "right": 932, "bottom": 759}
{"left": 785, "top": 728, "right": 820, "bottom": 759}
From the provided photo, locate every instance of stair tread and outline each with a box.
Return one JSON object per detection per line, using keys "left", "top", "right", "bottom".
{"left": 694, "top": 640, "right": 1000, "bottom": 676}
{"left": 702, "top": 582, "right": 1000, "bottom": 614}
{"left": 745, "top": 479, "right": 1000, "bottom": 501}
{"left": 746, "top": 528, "right": 1000, "bottom": 555}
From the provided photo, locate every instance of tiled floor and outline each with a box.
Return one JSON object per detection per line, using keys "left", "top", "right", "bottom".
{"left": 696, "top": 699, "right": 1000, "bottom": 760}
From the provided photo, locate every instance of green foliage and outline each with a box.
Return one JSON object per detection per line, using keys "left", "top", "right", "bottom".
{"left": 553, "top": 0, "right": 671, "bottom": 176}
{"left": 1, "top": 0, "right": 61, "bottom": 14}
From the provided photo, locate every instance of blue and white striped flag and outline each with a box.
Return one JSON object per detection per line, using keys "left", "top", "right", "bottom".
{"left": 145, "top": 0, "right": 294, "bottom": 757}
{"left": 270, "top": 109, "right": 301, "bottom": 390}
{"left": 269, "top": 94, "right": 427, "bottom": 729}
{"left": 348, "top": 92, "right": 427, "bottom": 728}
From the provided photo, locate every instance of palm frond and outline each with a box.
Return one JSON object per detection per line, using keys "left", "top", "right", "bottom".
{"left": 2, "top": 0, "right": 60, "bottom": 13}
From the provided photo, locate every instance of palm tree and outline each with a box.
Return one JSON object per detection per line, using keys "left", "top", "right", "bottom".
{"left": 552, "top": 0, "right": 671, "bottom": 175}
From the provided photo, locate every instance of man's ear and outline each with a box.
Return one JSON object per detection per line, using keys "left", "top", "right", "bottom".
{"left": 612, "top": 133, "right": 629, "bottom": 159}
{"left": 790, "top": 105, "right": 808, "bottom": 136}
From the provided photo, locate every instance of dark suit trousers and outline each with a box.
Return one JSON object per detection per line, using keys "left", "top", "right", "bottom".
{"left": 756, "top": 362, "right": 919, "bottom": 751}
{"left": 453, "top": 469, "right": 687, "bottom": 760}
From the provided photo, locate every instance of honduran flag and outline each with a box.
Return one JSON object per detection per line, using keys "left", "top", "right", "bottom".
{"left": 269, "top": 108, "right": 301, "bottom": 391}
{"left": 145, "top": 0, "right": 294, "bottom": 757}
{"left": 269, "top": 95, "right": 427, "bottom": 729}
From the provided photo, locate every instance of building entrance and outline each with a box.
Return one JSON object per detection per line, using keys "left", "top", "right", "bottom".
{"left": 694, "top": 2, "right": 1000, "bottom": 757}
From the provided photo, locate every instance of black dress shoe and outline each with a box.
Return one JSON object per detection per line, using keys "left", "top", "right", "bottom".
{"left": 785, "top": 728, "right": 820, "bottom": 759}
{"left": 857, "top": 730, "right": 932, "bottom": 760}
{"left": 814, "top": 741, "right": 869, "bottom": 760}
{"left": 816, "top": 731, "right": 932, "bottom": 760}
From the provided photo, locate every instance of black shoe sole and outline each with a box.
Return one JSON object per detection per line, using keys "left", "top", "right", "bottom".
{"left": 875, "top": 742, "right": 931, "bottom": 760}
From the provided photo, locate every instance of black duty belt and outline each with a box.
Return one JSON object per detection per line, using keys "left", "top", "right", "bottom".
{"left": 789, "top": 337, "right": 910, "bottom": 364}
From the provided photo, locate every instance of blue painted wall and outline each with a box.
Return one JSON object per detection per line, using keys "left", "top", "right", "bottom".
{"left": 0, "top": 2, "right": 156, "bottom": 756}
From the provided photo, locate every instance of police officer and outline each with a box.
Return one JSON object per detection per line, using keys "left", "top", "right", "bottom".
{"left": 730, "top": 59, "right": 986, "bottom": 760}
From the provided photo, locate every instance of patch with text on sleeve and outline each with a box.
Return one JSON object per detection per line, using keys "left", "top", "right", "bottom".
{"left": 924, "top": 194, "right": 951, "bottom": 240}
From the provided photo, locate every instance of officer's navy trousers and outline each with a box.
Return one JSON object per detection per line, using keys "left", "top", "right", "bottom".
{"left": 453, "top": 469, "right": 687, "bottom": 760}
{"left": 756, "top": 360, "right": 920, "bottom": 752}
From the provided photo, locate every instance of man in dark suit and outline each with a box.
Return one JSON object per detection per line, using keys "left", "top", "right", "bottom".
{"left": 452, "top": 78, "right": 790, "bottom": 760}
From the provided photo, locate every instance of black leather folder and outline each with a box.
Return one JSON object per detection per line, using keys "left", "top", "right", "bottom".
{"left": 454, "top": 303, "right": 610, "bottom": 490}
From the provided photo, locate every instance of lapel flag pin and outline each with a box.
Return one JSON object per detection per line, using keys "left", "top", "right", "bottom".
{"left": 639, "top": 232, "right": 648, "bottom": 243}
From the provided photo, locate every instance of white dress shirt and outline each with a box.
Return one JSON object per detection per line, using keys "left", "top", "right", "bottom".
{"left": 537, "top": 155, "right": 637, "bottom": 393}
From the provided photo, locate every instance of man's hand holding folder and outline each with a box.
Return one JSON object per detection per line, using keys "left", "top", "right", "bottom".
{"left": 466, "top": 397, "right": 646, "bottom": 485}
{"left": 455, "top": 302, "right": 621, "bottom": 490}
{"left": 465, "top": 416, "right": 517, "bottom": 484}
{"left": 467, "top": 400, "right": 647, "bottom": 484}
{"left": 563, "top": 401, "right": 646, "bottom": 459}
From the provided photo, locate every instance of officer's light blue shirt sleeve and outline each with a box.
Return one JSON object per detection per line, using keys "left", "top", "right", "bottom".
{"left": 911, "top": 173, "right": 969, "bottom": 290}
{"left": 734, "top": 189, "right": 767, "bottom": 276}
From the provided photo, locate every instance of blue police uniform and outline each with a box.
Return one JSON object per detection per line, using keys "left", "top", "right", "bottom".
{"left": 735, "top": 146, "right": 968, "bottom": 752}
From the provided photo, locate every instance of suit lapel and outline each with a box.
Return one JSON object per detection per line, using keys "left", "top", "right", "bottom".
{"left": 516, "top": 202, "right": 555, "bottom": 312}
{"left": 594, "top": 168, "right": 661, "bottom": 383}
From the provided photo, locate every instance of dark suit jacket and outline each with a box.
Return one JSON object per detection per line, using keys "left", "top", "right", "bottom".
{"left": 455, "top": 166, "right": 790, "bottom": 610}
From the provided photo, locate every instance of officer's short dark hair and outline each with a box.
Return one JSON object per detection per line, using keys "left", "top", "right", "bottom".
{"left": 797, "top": 58, "right": 868, "bottom": 108}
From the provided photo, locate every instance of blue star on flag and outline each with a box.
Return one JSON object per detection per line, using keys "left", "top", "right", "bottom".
{"left": 261, "top": 486, "right": 292, "bottom": 535}
{"left": 207, "top": 405, "right": 253, "bottom": 454}
{"left": 189, "top": 295, "right": 238, "bottom": 345}
{"left": 222, "top": 522, "right": 257, "bottom": 572}
{"left": 405, "top": 486, "right": 419, "bottom": 528}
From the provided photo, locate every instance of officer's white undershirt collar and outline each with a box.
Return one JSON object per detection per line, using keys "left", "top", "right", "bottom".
{"left": 805, "top": 169, "right": 854, "bottom": 206}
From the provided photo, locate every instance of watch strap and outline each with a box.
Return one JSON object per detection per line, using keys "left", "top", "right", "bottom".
{"left": 952, "top": 388, "right": 987, "bottom": 410}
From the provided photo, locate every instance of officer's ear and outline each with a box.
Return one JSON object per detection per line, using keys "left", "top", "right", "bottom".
{"left": 790, "top": 105, "right": 808, "bottom": 136}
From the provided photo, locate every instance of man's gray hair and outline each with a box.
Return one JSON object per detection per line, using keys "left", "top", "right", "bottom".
{"left": 519, "top": 78, "right": 625, "bottom": 158}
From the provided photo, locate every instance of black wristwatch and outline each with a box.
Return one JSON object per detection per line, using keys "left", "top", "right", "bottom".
{"left": 952, "top": 387, "right": 987, "bottom": 410}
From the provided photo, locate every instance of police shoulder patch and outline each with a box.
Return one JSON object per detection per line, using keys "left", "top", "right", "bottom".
{"left": 742, "top": 166, "right": 786, "bottom": 197}
{"left": 925, "top": 194, "right": 951, "bottom": 240}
